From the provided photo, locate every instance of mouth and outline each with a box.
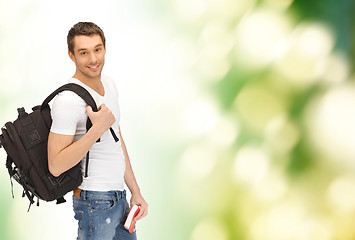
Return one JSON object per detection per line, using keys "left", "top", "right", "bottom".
{"left": 88, "top": 65, "right": 100, "bottom": 71}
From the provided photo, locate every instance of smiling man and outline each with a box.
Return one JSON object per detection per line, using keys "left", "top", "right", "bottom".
{"left": 47, "top": 22, "right": 148, "bottom": 240}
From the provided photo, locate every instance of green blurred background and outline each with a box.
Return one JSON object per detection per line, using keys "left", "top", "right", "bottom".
{"left": 1, "top": 0, "right": 355, "bottom": 239}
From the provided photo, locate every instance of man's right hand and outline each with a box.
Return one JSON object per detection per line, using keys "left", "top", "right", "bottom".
{"left": 48, "top": 104, "right": 116, "bottom": 177}
{"left": 86, "top": 104, "right": 116, "bottom": 133}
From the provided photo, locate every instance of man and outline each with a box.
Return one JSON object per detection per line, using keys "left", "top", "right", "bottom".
{"left": 47, "top": 22, "right": 148, "bottom": 240}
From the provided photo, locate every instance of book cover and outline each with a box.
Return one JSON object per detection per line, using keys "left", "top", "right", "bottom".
{"left": 124, "top": 204, "right": 140, "bottom": 234}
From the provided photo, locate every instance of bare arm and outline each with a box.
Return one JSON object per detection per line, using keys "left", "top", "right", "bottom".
{"left": 48, "top": 104, "right": 115, "bottom": 177}
{"left": 119, "top": 126, "right": 148, "bottom": 220}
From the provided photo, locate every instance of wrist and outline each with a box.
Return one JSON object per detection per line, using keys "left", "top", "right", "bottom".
{"left": 88, "top": 124, "right": 106, "bottom": 138}
{"left": 130, "top": 187, "right": 141, "bottom": 196}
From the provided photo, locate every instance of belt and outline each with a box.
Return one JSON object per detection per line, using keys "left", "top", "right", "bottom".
{"left": 73, "top": 188, "right": 126, "bottom": 200}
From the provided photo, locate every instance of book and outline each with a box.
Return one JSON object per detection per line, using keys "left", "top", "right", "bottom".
{"left": 124, "top": 204, "right": 140, "bottom": 234}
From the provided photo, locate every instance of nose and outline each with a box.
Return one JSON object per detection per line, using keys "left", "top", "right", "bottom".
{"left": 89, "top": 53, "right": 97, "bottom": 64}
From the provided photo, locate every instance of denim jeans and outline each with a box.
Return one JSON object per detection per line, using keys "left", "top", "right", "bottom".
{"left": 72, "top": 190, "right": 137, "bottom": 240}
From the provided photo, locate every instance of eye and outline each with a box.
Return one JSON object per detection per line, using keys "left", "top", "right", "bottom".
{"left": 95, "top": 48, "right": 101, "bottom": 52}
{"left": 81, "top": 51, "right": 87, "bottom": 55}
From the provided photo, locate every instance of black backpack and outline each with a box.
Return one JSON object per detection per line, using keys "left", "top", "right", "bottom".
{"left": 0, "top": 83, "right": 118, "bottom": 211}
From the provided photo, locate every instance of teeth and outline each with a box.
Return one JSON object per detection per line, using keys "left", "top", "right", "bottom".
{"left": 89, "top": 65, "right": 99, "bottom": 69}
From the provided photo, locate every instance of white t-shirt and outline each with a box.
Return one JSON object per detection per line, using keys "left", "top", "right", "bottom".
{"left": 50, "top": 75, "right": 125, "bottom": 191}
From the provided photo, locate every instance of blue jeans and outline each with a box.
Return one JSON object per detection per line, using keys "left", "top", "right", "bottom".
{"left": 72, "top": 190, "right": 137, "bottom": 240}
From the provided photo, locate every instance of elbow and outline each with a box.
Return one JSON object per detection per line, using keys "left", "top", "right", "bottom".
{"left": 49, "top": 170, "right": 61, "bottom": 178}
{"left": 48, "top": 159, "right": 62, "bottom": 177}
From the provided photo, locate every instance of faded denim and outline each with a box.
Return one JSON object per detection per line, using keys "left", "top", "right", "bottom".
{"left": 73, "top": 190, "right": 137, "bottom": 240}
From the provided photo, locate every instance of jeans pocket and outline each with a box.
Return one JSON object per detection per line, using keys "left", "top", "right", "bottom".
{"left": 92, "top": 199, "right": 116, "bottom": 214}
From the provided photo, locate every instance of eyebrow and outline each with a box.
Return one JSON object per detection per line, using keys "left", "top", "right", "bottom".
{"left": 77, "top": 43, "right": 104, "bottom": 52}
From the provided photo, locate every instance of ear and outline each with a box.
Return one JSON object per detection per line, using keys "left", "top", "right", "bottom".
{"left": 68, "top": 50, "right": 75, "bottom": 62}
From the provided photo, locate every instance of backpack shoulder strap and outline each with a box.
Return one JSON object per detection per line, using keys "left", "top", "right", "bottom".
{"left": 41, "top": 83, "right": 119, "bottom": 142}
{"left": 41, "top": 83, "right": 99, "bottom": 143}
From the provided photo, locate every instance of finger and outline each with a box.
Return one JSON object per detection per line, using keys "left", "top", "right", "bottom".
{"left": 135, "top": 210, "right": 144, "bottom": 221}
{"left": 86, "top": 106, "right": 93, "bottom": 114}
{"left": 142, "top": 207, "right": 148, "bottom": 218}
{"left": 136, "top": 206, "right": 147, "bottom": 220}
{"left": 134, "top": 206, "right": 143, "bottom": 220}
{"left": 98, "top": 104, "right": 106, "bottom": 111}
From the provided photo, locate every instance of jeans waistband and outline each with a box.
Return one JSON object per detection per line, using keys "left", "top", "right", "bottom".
{"left": 80, "top": 189, "right": 126, "bottom": 201}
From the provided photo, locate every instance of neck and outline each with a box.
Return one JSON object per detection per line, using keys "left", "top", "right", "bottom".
{"left": 73, "top": 71, "right": 105, "bottom": 96}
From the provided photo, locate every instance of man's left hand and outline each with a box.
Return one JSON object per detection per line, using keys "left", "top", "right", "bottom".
{"left": 130, "top": 192, "right": 148, "bottom": 221}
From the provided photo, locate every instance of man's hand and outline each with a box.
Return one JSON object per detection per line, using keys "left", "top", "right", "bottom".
{"left": 86, "top": 104, "right": 115, "bottom": 133}
{"left": 48, "top": 104, "right": 115, "bottom": 177}
{"left": 130, "top": 192, "right": 148, "bottom": 221}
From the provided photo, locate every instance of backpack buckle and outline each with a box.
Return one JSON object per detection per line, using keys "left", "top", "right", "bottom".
{"left": 17, "top": 107, "right": 27, "bottom": 118}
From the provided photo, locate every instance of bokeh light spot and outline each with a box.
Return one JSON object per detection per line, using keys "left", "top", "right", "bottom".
{"left": 273, "top": 22, "right": 334, "bottom": 86}
{"left": 233, "top": 146, "right": 270, "bottom": 185}
{"left": 234, "top": 8, "right": 292, "bottom": 69}
{"left": 307, "top": 84, "right": 355, "bottom": 168}
{"left": 327, "top": 175, "right": 355, "bottom": 213}
{"left": 264, "top": 115, "right": 300, "bottom": 154}
{"left": 235, "top": 86, "right": 285, "bottom": 130}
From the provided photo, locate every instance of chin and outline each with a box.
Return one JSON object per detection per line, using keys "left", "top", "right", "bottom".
{"left": 85, "top": 71, "right": 102, "bottom": 79}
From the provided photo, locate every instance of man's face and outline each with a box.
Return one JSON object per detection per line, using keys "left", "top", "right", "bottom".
{"left": 69, "top": 34, "right": 106, "bottom": 80}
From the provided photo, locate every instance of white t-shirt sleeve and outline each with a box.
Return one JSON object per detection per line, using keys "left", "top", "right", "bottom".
{"left": 50, "top": 91, "right": 87, "bottom": 135}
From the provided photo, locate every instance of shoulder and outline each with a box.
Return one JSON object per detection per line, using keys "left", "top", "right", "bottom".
{"left": 51, "top": 90, "right": 87, "bottom": 112}
{"left": 54, "top": 91, "right": 86, "bottom": 105}
{"left": 50, "top": 91, "right": 87, "bottom": 135}
{"left": 50, "top": 90, "right": 87, "bottom": 124}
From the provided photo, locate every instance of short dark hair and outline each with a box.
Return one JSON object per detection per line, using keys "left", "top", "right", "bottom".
{"left": 67, "top": 22, "right": 106, "bottom": 54}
